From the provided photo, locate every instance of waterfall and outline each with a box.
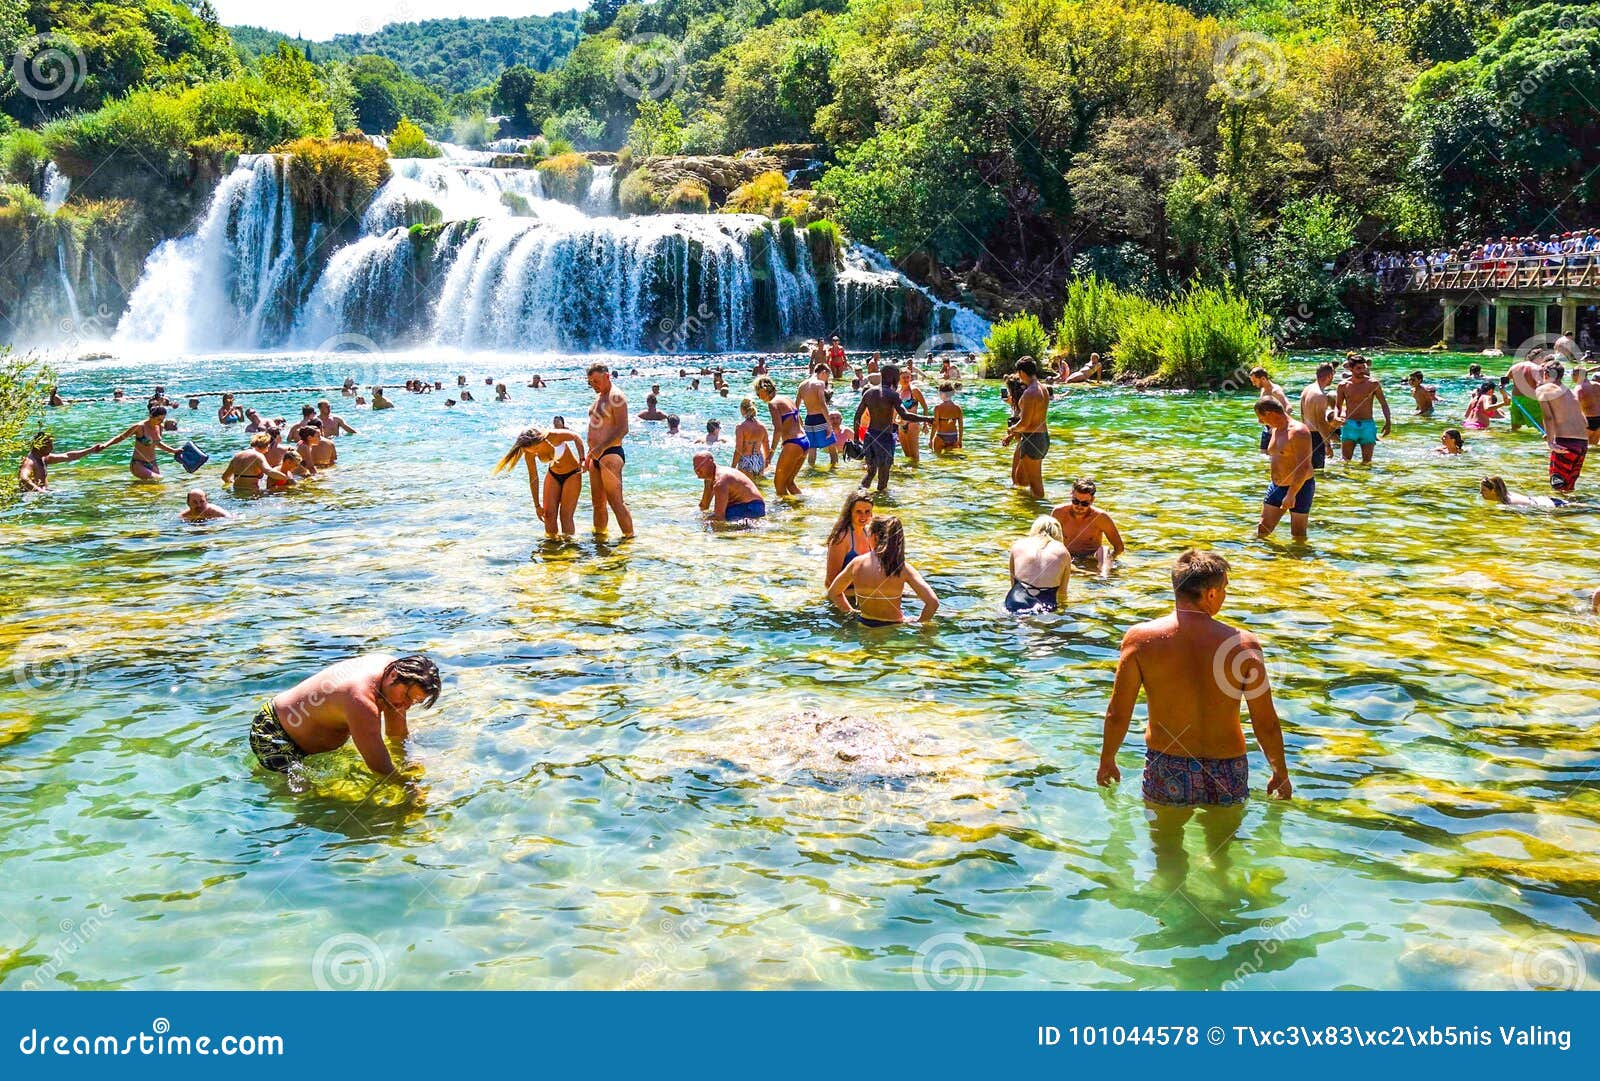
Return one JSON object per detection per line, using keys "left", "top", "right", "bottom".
{"left": 55, "top": 234, "right": 82, "bottom": 330}
{"left": 42, "top": 162, "right": 69, "bottom": 213}
{"left": 115, "top": 152, "right": 986, "bottom": 354}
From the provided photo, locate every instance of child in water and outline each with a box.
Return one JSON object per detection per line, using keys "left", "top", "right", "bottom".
{"left": 1406, "top": 371, "right": 1438, "bottom": 416}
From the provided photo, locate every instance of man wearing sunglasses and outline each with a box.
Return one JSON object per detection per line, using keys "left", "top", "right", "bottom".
{"left": 1050, "top": 478, "right": 1124, "bottom": 575}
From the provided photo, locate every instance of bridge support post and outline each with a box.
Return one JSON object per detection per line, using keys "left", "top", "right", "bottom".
{"left": 1493, "top": 299, "right": 1510, "bottom": 351}
{"left": 1561, "top": 298, "right": 1577, "bottom": 337}
{"left": 1440, "top": 299, "right": 1457, "bottom": 347}
{"left": 1534, "top": 301, "right": 1548, "bottom": 339}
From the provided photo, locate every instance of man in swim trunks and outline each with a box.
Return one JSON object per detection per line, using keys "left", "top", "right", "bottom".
{"left": 251, "top": 653, "right": 440, "bottom": 777}
{"left": 1573, "top": 364, "right": 1600, "bottom": 446}
{"left": 1506, "top": 356, "right": 1545, "bottom": 432}
{"left": 1250, "top": 367, "right": 1289, "bottom": 452}
{"left": 1298, "top": 362, "right": 1336, "bottom": 469}
{"left": 1050, "top": 478, "right": 1125, "bottom": 575}
{"left": 1002, "top": 357, "right": 1051, "bottom": 497}
{"left": 1255, "top": 399, "right": 1315, "bottom": 540}
{"left": 1098, "top": 549, "right": 1291, "bottom": 806}
{"left": 585, "top": 362, "right": 635, "bottom": 537}
{"left": 796, "top": 362, "right": 835, "bottom": 465}
{"left": 853, "top": 364, "right": 934, "bottom": 493}
{"left": 693, "top": 451, "right": 766, "bottom": 523}
{"left": 17, "top": 431, "right": 102, "bottom": 492}
{"left": 1335, "top": 355, "right": 1391, "bottom": 463}
{"left": 317, "top": 399, "right": 356, "bottom": 439}
{"left": 1537, "top": 360, "right": 1590, "bottom": 491}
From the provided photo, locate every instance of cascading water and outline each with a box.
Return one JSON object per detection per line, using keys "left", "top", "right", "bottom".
{"left": 115, "top": 146, "right": 986, "bottom": 354}
{"left": 55, "top": 234, "right": 82, "bottom": 330}
{"left": 42, "top": 162, "right": 69, "bottom": 213}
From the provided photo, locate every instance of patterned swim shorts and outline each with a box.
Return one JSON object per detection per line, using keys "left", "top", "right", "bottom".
{"left": 1142, "top": 748, "right": 1249, "bottom": 806}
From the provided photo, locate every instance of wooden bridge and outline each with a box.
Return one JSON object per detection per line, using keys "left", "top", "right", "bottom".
{"left": 1382, "top": 255, "right": 1600, "bottom": 350}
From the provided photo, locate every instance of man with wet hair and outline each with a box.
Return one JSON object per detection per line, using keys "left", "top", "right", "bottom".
{"left": 1002, "top": 357, "right": 1051, "bottom": 497}
{"left": 251, "top": 654, "right": 441, "bottom": 777}
{"left": 852, "top": 364, "right": 933, "bottom": 493}
{"left": 1099, "top": 550, "right": 1291, "bottom": 806}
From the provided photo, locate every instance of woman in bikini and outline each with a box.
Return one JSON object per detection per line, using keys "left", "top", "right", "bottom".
{"left": 1463, "top": 381, "right": 1505, "bottom": 430}
{"left": 825, "top": 516, "right": 939, "bottom": 626}
{"left": 1006, "top": 516, "right": 1070, "bottom": 613}
{"left": 824, "top": 489, "right": 875, "bottom": 590}
{"left": 1478, "top": 475, "right": 1570, "bottom": 510}
{"left": 99, "top": 406, "right": 181, "bottom": 481}
{"left": 217, "top": 394, "right": 244, "bottom": 425}
{"left": 221, "top": 433, "right": 291, "bottom": 494}
{"left": 733, "top": 397, "right": 771, "bottom": 480}
{"left": 495, "top": 422, "right": 587, "bottom": 536}
{"left": 754, "top": 375, "right": 805, "bottom": 497}
{"left": 896, "top": 369, "right": 930, "bottom": 466}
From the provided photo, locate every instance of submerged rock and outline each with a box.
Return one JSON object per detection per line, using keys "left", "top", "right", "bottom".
{"left": 760, "top": 710, "right": 937, "bottom": 784}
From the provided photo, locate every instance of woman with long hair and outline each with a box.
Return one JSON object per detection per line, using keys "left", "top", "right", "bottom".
{"left": 1006, "top": 516, "right": 1070, "bottom": 613}
{"left": 824, "top": 488, "right": 875, "bottom": 588}
{"left": 1463, "top": 381, "right": 1504, "bottom": 430}
{"left": 1479, "top": 474, "right": 1566, "bottom": 509}
{"left": 754, "top": 374, "right": 805, "bottom": 497}
{"left": 825, "top": 515, "right": 939, "bottom": 626}
{"left": 99, "top": 406, "right": 180, "bottom": 481}
{"left": 495, "top": 421, "right": 587, "bottom": 536}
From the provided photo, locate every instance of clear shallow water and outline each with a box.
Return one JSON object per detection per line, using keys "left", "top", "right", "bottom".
{"left": 2, "top": 349, "right": 1598, "bottom": 990}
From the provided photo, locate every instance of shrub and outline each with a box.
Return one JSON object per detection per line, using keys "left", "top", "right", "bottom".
{"left": 449, "top": 112, "right": 499, "bottom": 149}
{"left": 1158, "top": 286, "right": 1273, "bottom": 387}
{"left": 806, "top": 219, "right": 843, "bottom": 271}
{"left": 185, "top": 74, "right": 334, "bottom": 152}
{"left": 1110, "top": 303, "right": 1171, "bottom": 378}
{"left": 1055, "top": 276, "right": 1150, "bottom": 362}
{"left": 281, "top": 135, "right": 392, "bottom": 222}
{"left": 0, "top": 130, "right": 49, "bottom": 187}
{"left": 980, "top": 314, "right": 1050, "bottom": 377}
{"left": 536, "top": 152, "right": 594, "bottom": 205}
{"left": 724, "top": 170, "right": 790, "bottom": 217}
{"left": 617, "top": 168, "right": 657, "bottom": 215}
{"left": 663, "top": 179, "right": 710, "bottom": 214}
{"left": 44, "top": 91, "right": 197, "bottom": 179}
{"left": 389, "top": 118, "right": 442, "bottom": 159}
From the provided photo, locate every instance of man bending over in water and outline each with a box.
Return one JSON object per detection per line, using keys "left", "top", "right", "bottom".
{"left": 853, "top": 365, "right": 934, "bottom": 493}
{"left": 1255, "top": 399, "right": 1315, "bottom": 540}
{"left": 251, "top": 653, "right": 440, "bottom": 777}
{"left": 1099, "top": 550, "right": 1291, "bottom": 806}
{"left": 693, "top": 451, "right": 766, "bottom": 522}
{"left": 1050, "top": 478, "right": 1125, "bottom": 574}
{"left": 1002, "top": 357, "right": 1051, "bottom": 497}
{"left": 585, "top": 363, "right": 635, "bottom": 537}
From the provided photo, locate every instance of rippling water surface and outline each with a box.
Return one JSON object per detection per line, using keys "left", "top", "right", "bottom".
{"left": 2, "top": 349, "right": 1598, "bottom": 990}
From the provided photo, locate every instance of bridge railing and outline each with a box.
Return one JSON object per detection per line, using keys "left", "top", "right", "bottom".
{"left": 1378, "top": 254, "right": 1600, "bottom": 295}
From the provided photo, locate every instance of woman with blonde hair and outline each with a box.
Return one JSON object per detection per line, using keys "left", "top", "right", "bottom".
{"left": 495, "top": 422, "right": 587, "bottom": 535}
{"left": 1006, "top": 516, "right": 1070, "bottom": 613}
{"left": 733, "top": 397, "right": 770, "bottom": 478}
{"left": 754, "top": 374, "right": 806, "bottom": 497}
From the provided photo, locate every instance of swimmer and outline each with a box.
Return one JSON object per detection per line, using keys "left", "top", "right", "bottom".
{"left": 853, "top": 365, "right": 933, "bottom": 494}
{"left": 1250, "top": 367, "right": 1290, "bottom": 452}
{"left": 316, "top": 400, "right": 356, "bottom": 438}
{"left": 495, "top": 383, "right": 510, "bottom": 402}
{"left": 47, "top": 386, "right": 64, "bottom": 408}
{"left": 460, "top": 390, "right": 475, "bottom": 402}
{"left": 1050, "top": 478, "right": 1125, "bottom": 575}
{"left": 797, "top": 363, "right": 835, "bottom": 466}
{"left": 733, "top": 398, "right": 771, "bottom": 479}
{"left": 1001, "top": 358, "right": 1051, "bottom": 498}
{"left": 1506, "top": 355, "right": 1545, "bottom": 432}
{"left": 187, "top": 397, "right": 199, "bottom": 410}
{"left": 1405, "top": 370, "right": 1438, "bottom": 416}
{"left": 372, "top": 387, "right": 394, "bottom": 410}
{"left": 585, "top": 363, "right": 635, "bottom": 537}
{"left": 1098, "top": 549, "right": 1291, "bottom": 804}
{"left": 1437, "top": 428, "right": 1466, "bottom": 455}
{"left": 1335, "top": 355, "right": 1391, "bottom": 463}
{"left": 1575, "top": 365, "right": 1600, "bottom": 445}
{"left": 693, "top": 451, "right": 766, "bottom": 523}
{"left": 99, "top": 406, "right": 181, "bottom": 481}
{"left": 1255, "top": 399, "right": 1315, "bottom": 540}
{"left": 180, "top": 489, "right": 233, "bottom": 522}
{"left": 243, "top": 408, "right": 267, "bottom": 433}
{"left": 826, "top": 336, "right": 850, "bottom": 380}
{"left": 112, "top": 388, "right": 124, "bottom": 403}
{"left": 824, "top": 488, "right": 875, "bottom": 589}
{"left": 1538, "top": 360, "right": 1589, "bottom": 491}
{"left": 666, "top": 414, "right": 682, "bottom": 436}
{"left": 1463, "top": 381, "right": 1504, "bottom": 430}
{"left": 702, "top": 419, "right": 723, "bottom": 444}
{"left": 217, "top": 394, "right": 244, "bottom": 424}
{"left": 17, "top": 431, "right": 102, "bottom": 492}
{"left": 296, "top": 421, "right": 335, "bottom": 469}
{"left": 222, "top": 434, "right": 291, "bottom": 494}
{"left": 896, "top": 368, "right": 931, "bottom": 466}
{"left": 272, "top": 449, "right": 310, "bottom": 488}
{"left": 1006, "top": 516, "right": 1070, "bottom": 613}
{"left": 929, "top": 382, "right": 963, "bottom": 451}
{"left": 494, "top": 424, "right": 587, "bottom": 536}
{"left": 251, "top": 654, "right": 440, "bottom": 777}
{"left": 755, "top": 374, "right": 806, "bottom": 497}
{"left": 826, "top": 516, "right": 938, "bottom": 626}
{"left": 1468, "top": 363, "right": 1483, "bottom": 379}
{"left": 637, "top": 394, "right": 668, "bottom": 421}
{"left": 1298, "top": 362, "right": 1336, "bottom": 469}
{"left": 1479, "top": 475, "right": 1569, "bottom": 509}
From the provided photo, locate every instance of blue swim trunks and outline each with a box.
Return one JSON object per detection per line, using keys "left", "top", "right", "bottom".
{"left": 803, "top": 413, "right": 835, "bottom": 449}
{"left": 1263, "top": 476, "right": 1315, "bottom": 514}
{"left": 1142, "top": 749, "right": 1249, "bottom": 807}
{"left": 1341, "top": 418, "right": 1377, "bottom": 445}
{"left": 723, "top": 498, "right": 766, "bottom": 522}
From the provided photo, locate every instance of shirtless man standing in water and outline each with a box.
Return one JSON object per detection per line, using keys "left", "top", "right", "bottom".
{"left": 1002, "top": 357, "right": 1051, "bottom": 498}
{"left": 1537, "top": 360, "right": 1590, "bottom": 492}
{"left": 1255, "top": 399, "right": 1315, "bottom": 540}
{"left": 1298, "top": 362, "right": 1336, "bottom": 470}
{"left": 853, "top": 365, "right": 934, "bottom": 493}
{"left": 1574, "top": 364, "right": 1600, "bottom": 446}
{"left": 1335, "top": 355, "right": 1391, "bottom": 463}
{"left": 1098, "top": 550, "right": 1291, "bottom": 806}
{"left": 250, "top": 653, "right": 440, "bottom": 777}
{"left": 796, "top": 363, "right": 834, "bottom": 467}
{"left": 586, "top": 363, "right": 635, "bottom": 537}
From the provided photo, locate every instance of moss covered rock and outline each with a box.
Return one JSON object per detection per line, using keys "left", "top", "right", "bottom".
{"left": 535, "top": 152, "right": 594, "bottom": 206}
{"left": 281, "top": 134, "right": 391, "bottom": 227}
{"left": 617, "top": 155, "right": 780, "bottom": 216}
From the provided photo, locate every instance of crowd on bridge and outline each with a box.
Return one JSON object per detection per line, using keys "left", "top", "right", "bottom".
{"left": 1371, "top": 228, "right": 1600, "bottom": 287}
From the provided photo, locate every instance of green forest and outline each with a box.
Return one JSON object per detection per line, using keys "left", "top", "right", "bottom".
{"left": 1, "top": 0, "right": 1598, "bottom": 356}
